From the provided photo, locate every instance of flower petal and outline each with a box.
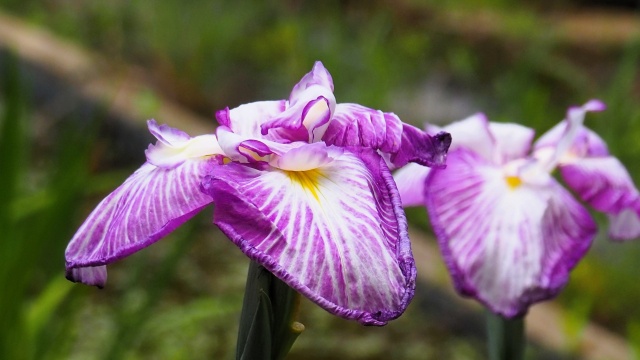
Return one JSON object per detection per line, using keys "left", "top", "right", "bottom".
{"left": 393, "top": 163, "right": 431, "bottom": 207}
{"left": 65, "top": 158, "right": 219, "bottom": 286}
{"left": 202, "top": 147, "right": 415, "bottom": 325}
{"left": 289, "top": 61, "right": 334, "bottom": 99}
{"left": 145, "top": 120, "right": 224, "bottom": 168}
{"left": 608, "top": 206, "right": 640, "bottom": 241}
{"left": 429, "top": 113, "right": 495, "bottom": 162}
{"left": 425, "top": 148, "right": 596, "bottom": 317}
{"left": 323, "top": 103, "right": 404, "bottom": 154}
{"left": 487, "top": 122, "right": 535, "bottom": 163}
{"left": 560, "top": 156, "right": 640, "bottom": 240}
{"left": 389, "top": 124, "right": 451, "bottom": 169}
{"left": 215, "top": 100, "right": 287, "bottom": 139}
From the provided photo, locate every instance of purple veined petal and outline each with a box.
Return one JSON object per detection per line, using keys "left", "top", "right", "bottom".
{"left": 215, "top": 100, "right": 287, "bottom": 138}
{"left": 260, "top": 92, "right": 336, "bottom": 143}
{"left": 65, "top": 157, "right": 220, "bottom": 287}
{"left": 323, "top": 103, "right": 403, "bottom": 154}
{"left": 202, "top": 147, "right": 415, "bottom": 325}
{"left": 425, "top": 148, "right": 596, "bottom": 318}
{"left": 215, "top": 126, "right": 300, "bottom": 163}
{"left": 608, "top": 205, "right": 640, "bottom": 241}
{"left": 389, "top": 124, "right": 451, "bottom": 169}
{"left": 560, "top": 156, "right": 640, "bottom": 220}
{"left": 289, "top": 61, "right": 334, "bottom": 100}
{"left": 393, "top": 163, "right": 431, "bottom": 207}
{"left": 487, "top": 122, "right": 535, "bottom": 163}
{"left": 147, "top": 119, "right": 191, "bottom": 144}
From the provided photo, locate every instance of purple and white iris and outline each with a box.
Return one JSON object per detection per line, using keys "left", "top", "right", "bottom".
{"left": 394, "top": 100, "right": 640, "bottom": 318}
{"left": 65, "top": 61, "right": 451, "bottom": 325}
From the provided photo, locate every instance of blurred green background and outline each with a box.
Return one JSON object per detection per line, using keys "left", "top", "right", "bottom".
{"left": 1, "top": 0, "right": 640, "bottom": 359}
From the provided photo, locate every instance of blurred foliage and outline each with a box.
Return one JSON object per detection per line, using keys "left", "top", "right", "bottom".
{"left": 0, "top": 0, "right": 639, "bottom": 359}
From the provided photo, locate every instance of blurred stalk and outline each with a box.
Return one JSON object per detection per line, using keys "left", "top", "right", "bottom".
{"left": 236, "top": 261, "right": 304, "bottom": 360}
{"left": 486, "top": 311, "right": 525, "bottom": 360}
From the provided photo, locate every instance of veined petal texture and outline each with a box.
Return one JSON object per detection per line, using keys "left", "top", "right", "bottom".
{"left": 202, "top": 147, "right": 415, "bottom": 325}
{"left": 65, "top": 158, "right": 219, "bottom": 286}
{"left": 425, "top": 148, "right": 596, "bottom": 317}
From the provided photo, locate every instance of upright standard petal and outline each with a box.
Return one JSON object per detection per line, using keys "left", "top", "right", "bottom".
{"left": 202, "top": 146, "right": 415, "bottom": 325}
{"left": 65, "top": 158, "right": 219, "bottom": 286}
{"left": 425, "top": 148, "right": 596, "bottom": 317}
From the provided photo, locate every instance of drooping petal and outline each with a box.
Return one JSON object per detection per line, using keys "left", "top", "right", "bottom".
{"left": 65, "top": 158, "right": 219, "bottom": 287}
{"left": 389, "top": 124, "right": 451, "bottom": 169}
{"left": 323, "top": 103, "right": 404, "bottom": 154}
{"left": 393, "top": 163, "right": 431, "bottom": 207}
{"left": 425, "top": 148, "right": 596, "bottom": 317}
{"left": 202, "top": 147, "right": 415, "bottom": 325}
{"left": 560, "top": 156, "right": 640, "bottom": 240}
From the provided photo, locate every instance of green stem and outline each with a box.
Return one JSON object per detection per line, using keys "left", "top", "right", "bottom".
{"left": 236, "top": 261, "right": 304, "bottom": 360}
{"left": 486, "top": 311, "right": 525, "bottom": 360}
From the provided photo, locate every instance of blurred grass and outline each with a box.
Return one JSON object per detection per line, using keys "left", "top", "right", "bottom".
{"left": 0, "top": 0, "right": 639, "bottom": 359}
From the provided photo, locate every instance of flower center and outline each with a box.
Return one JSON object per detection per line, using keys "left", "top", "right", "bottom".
{"left": 286, "top": 169, "right": 323, "bottom": 202}
{"left": 505, "top": 175, "right": 522, "bottom": 189}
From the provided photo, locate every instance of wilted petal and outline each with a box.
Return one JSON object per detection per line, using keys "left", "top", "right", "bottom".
{"left": 66, "top": 266, "right": 107, "bottom": 288}
{"left": 393, "top": 163, "right": 431, "bottom": 207}
{"left": 323, "top": 103, "right": 404, "bottom": 154}
{"left": 202, "top": 147, "right": 415, "bottom": 325}
{"left": 390, "top": 124, "right": 451, "bottom": 168}
{"left": 65, "top": 158, "right": 219, "bottom": 286}
{"left": 425, "top": 148, "right": 596, "bottom": 317}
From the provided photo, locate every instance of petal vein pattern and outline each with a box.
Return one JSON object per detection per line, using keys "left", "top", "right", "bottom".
{"left": 425, "top": 149, "right": 595, "bottom": 317}
{"left": 65, "top": 159, "right": 217, "bottom": 285}
{"left": 203, "top": 149, "right": 413, "bottom": 325}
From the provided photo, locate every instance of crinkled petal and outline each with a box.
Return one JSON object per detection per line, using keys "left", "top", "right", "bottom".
{"left": 202, "top": 148, "right": 415, "bottom": 325}
{"left": 393, "top": 163, "right": 431, "bottom": 207}
{"left": 65, "top": 158, "right": 219, "bottom": 286}
{"left": 425, "top": 148, "right": 596, "bottom": 317}
{"left": 390, "top": 124, "right": 451, "bottom": 169}
{"left": 323, "top": 103, "right": 404, "bottom": 155}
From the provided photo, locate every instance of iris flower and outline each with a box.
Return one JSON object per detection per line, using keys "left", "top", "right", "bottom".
{"left": 394, "top": 100, "right": 640, "bottom": 318}
{"left": 65, "top": 62, "right": 451, "bottom": 325}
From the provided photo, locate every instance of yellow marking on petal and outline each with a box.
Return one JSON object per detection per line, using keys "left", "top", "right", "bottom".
{"left": 505, "top": 175, "right": 522, "bottom": 189}
{"left": 222, "top": 157, "right": 232, "bottom": 164}
{"left": 287, "top": 169, "right": 323, "bottom": 202}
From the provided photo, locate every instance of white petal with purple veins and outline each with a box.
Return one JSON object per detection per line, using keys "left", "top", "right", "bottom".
{"left": 65, "top": 158, "right": 218, "bottom": 286}
{"left": 425, "top": 149, "right": 595, "bottom": 317}
{"left": 203, "top": 147, "right": 414, "bottom": 325}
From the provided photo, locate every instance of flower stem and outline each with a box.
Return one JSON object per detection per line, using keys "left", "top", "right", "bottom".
{"left": 236, "top": 260, "right": 304, "bottom": 360}
{"left": 486, "top": 311, "right": 525, "bottom": 360}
